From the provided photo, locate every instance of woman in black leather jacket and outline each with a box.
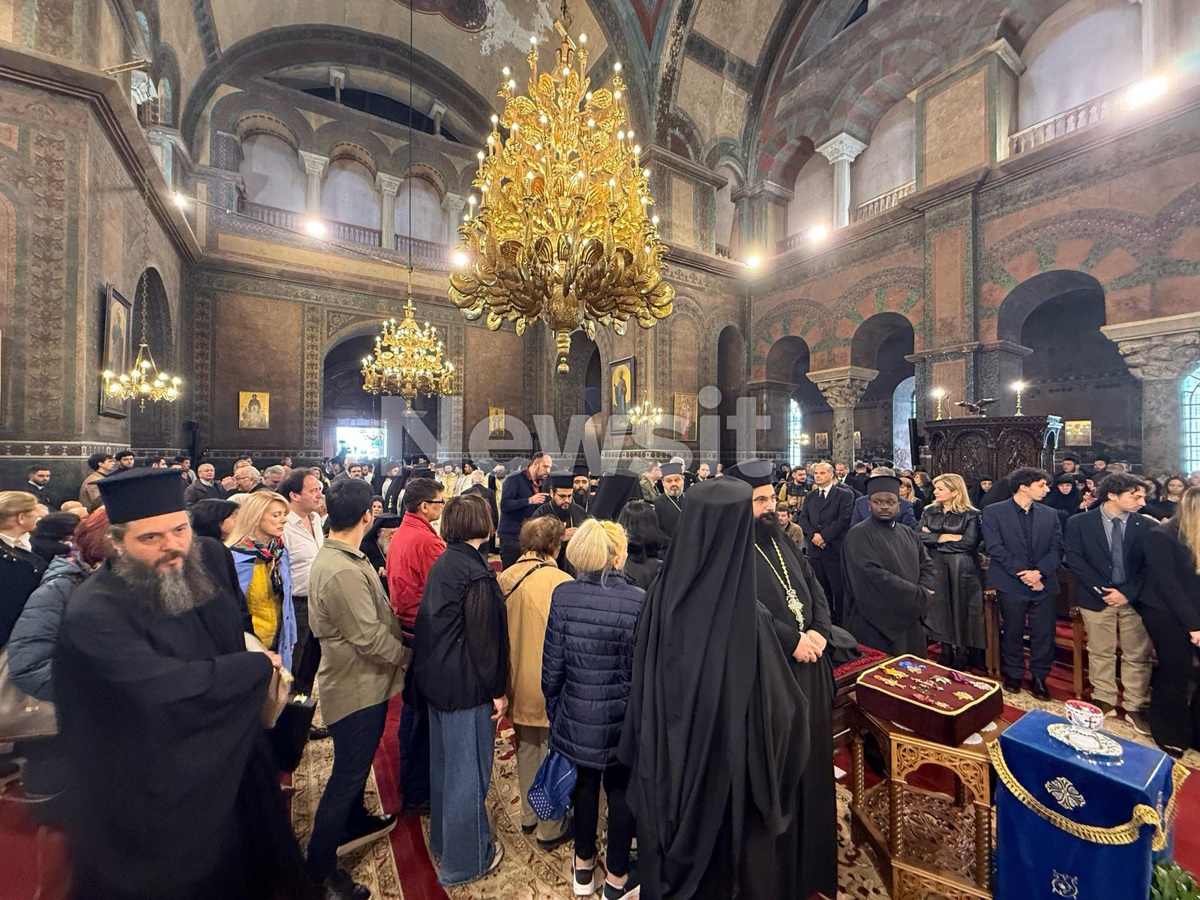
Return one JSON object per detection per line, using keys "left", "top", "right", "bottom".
{"left": 919, "top": 473, "right": 985, "bottom": 670}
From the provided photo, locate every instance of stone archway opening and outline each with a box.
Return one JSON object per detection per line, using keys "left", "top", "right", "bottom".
{"left": 765, "top": 335, "right": 832, "bottom": 465}
{"left": 129, "top": 268, "right": 176, "bottom": 452}
{"left": 850, "top": 312, "right": 914, "bottom": 463}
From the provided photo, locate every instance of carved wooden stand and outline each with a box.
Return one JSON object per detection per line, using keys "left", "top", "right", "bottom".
{"left": 849, "top": 702, "right": 1010, "bottom": 899}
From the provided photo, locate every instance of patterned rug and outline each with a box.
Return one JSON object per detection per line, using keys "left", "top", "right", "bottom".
{"left": 291, "top": 714, "right": 405, "bottom": 900}
{"left": 421, "top": 725, "right": 892, "bottom": 900}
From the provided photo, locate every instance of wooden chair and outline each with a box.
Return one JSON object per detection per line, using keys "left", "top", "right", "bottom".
{"left": 983, "top": 570, "right": 1086, "bottom": 698}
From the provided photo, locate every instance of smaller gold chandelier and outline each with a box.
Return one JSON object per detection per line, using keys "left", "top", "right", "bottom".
{"left": 361, "top": 296, "right": 455, "bottom": 403}
{"left": 103, "top": 341, "right": 181, "bottom": 411}
{"left": 627, "top": 392, "right": 662, "bottom": 427}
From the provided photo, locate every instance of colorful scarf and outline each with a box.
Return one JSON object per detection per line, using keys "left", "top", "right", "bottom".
{"left": 233, "top": 536, "right": 285, "bottom": 595}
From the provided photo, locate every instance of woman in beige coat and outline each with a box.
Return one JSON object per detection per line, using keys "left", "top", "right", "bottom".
{"left": 498, "top": 515, "right": 574, "bottom": 849}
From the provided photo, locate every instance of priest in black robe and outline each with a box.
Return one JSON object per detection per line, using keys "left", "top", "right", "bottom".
{"left": 843, "top": 474, "right": 939, "bottom": 656}
{"left": 727, "top": 460, "right": 838, "bottom": 900}
{"left": 573, "top": 464, "right": 593, "bottom": 512}
{"left": 534, "top": 470, "right": 588, "bottom": 576}
{"left": 54, "top": 468, "right": 302, "bottom": 900}
{"left": 620, "top": 477, "right": 809, "bottom": 900}
{"left": 652, "top": 462, "right": 687, "bottom": 539}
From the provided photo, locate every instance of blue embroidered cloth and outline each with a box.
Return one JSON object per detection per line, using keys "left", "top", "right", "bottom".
{"left": 992, "top": 709, "right": 1183, "bottom": 900}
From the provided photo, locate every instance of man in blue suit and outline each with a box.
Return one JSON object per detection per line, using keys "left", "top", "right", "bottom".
{"left": 1063, "top": 473, "right": 1152, "bottom": 733}
{"left": 849, "top": 467, "right": 918, "bottom": 529}
{"left": 981, "top": 467, "right": 1063, "bottom": 700}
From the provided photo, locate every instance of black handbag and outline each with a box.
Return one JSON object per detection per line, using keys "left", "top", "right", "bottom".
{"left": 269, "top": 693, "right": 317, "bottom": 773}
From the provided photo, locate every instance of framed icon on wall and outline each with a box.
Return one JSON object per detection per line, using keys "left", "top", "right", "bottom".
{"left": 608, "top": 356, "right": 635, "bottom": 432}
{"left": 815, "top": 432, "right": 829, "bottom": 451}
{"left": 674, "top": 392, "right": 697, "bottom": 441}
{"left": 238, "top": 391, "right": 269, "bottom": 429}
{"left": 99, "top": 284, "right": 133, "bottom": 418}
{"left": 1064, "top": 420, "right": 1092, "bottom": 446}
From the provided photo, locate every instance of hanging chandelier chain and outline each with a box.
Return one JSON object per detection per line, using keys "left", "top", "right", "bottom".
{"left": 140, "top": 176, "right": 151, "bottom": 347}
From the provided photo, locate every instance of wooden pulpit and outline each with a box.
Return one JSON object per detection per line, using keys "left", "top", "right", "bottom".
{"left": 924, "top": 415, "right": 1063, "bottom": 484}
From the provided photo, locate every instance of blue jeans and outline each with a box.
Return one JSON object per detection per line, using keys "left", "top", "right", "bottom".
{"left": 399, "top": 667, "right": 430, "bottom": 807}
{"left": 429, "top": 704, "right": 497, "bottom": 885}
{"left": 306, "top": 701, "right": 389, "bottom": 879}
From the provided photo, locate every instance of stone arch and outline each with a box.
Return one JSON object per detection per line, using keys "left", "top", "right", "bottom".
{"left": 850, "top": 312, "right": 915, "bottom": 461}
{"left": 851, "top": 311, "right": 913, "bottom": 369}
{"left": 996, "top": 270, "right": 1104, "bottom": 344}
{"left": 233, "top": 111, "right": 303, "bottom": 151}
{"left": 400, "top": 162, "right": 449, "bottom": 200}
{"left": 326, "top": 141, "right": 380, "bottom": 179}
{"left": 129, "top": 267, "right": 177, "bottom": 450}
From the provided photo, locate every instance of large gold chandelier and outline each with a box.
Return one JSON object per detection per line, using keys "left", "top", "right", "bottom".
{"left": 448, "top": 6, "right": 674, "bottom": 373}
{"left": 103, "top": 179, "right": 182, "bottom": 411}
{"left": 360, "top": 294, "right": 455, "bottom": 403}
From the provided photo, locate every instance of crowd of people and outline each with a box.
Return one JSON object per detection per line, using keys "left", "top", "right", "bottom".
{"left": 2, "top": 448, "right": 1200, "bottom": 899}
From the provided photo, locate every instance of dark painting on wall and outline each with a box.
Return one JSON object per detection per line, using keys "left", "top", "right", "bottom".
{"left": 99, "top": 284, "right": 133, "bottom": 418}
{"left": 609, "top": 356, "right": 635, "bottom": 433}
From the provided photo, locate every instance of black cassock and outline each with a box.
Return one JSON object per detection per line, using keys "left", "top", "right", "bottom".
{"left": 754, "top": 534, "right": 838, "bottom": 900}
{"left": 653, "top": 492, "right": 685, "bottom": 539}
{"left": 54, "top": 536, "right": 303, "bottom": 900}
{"left": 534, "top": 500, "right": 589, "bottom": 577}
{"left": 842, "top": 516, "right": 939, "bottom": 656}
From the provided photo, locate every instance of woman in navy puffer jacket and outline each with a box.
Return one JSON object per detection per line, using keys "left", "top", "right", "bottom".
{"left": 543, "top": 518, "right": 643, "bottom": 899}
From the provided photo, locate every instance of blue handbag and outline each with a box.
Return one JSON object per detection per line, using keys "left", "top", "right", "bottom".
{"left": 527, "top": 748, "right": 577, "bottom": 821}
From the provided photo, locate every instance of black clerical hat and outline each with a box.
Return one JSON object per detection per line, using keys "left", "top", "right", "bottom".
{"left": 660, "top": 462, "right": 684, "bottom": 477}
{"left": 409, "top": 466, "right": 434, "bottom": 481}
{"left": 865, "top": 475, "right": 901, "bottom": 496}
{"left": 724, "top": 459, "right": 774, "bottom": 488}
{"left": 98, "top": 468, "right": 186, "bottom": 524}
{"left": 573, "top": 464, "right": 591, "bottom": 478}
{"left": 374, "top": 513, "right": 403, "bottom": 527}
{"left": 548, "top": 471, "right": 574, "bottom": 490}
{"left": 589, "top": 470, "right": 640, "bottom": 520}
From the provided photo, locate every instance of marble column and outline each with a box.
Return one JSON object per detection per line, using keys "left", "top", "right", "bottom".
{"left": 429, "top": 101, "right": 448, "bottom": 136}
{"left": 375, "top": 173, "right": 401, "bottom": 249}
{"left": 816, "top": 132, "right": 868, "bottom": 229}
{"left": 808, "top": 365, "right": 878, "bottom": 466}
{"left": 1103, "top": 313, "right": 1200, "bottom": 473}
{"left": 442, "top": 192, "right": 467, "bottom": 245}
{"left": 1133, "top": 0, "right": 1174, "bottom": 73}
{"left": 297, "top": 150, "right": 329, "bottom": 219}
{"left": 731, "top": 180, "right": 793, "bottom": 257}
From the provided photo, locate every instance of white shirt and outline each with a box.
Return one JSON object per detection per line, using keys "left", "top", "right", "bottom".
{"left": 284, "top": 509, "right": 325, "bottom": 597}
{"left": 0, "top": 531, "right": 31, "bottom": 551}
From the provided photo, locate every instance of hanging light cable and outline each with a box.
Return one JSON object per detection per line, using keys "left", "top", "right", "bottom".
{"left": 103, "top": 178, "right": 182, "bottom": 411}
{"left": 360, "top": 0, "right": 455, "bottom": 403}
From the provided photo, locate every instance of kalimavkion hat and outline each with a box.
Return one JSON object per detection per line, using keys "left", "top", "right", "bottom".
{"left": 547, "top": 471, "right": 575, "bottom": 490}
{"left": 724, "top": 459, "right": 775, "bottom": 489}
{"left": 865, "top": 475, "right": 901, "bottom": 496}
{"left": 98, "top": 468, "right": 187, "bottom": 525}
{"left": 660, "top": 462, "right": 684, "bottom": 478}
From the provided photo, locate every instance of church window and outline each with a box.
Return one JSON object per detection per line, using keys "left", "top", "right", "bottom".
{"left": 788, "top": 398, "right": 805, "bottom": 468}
{"left": 1184, "top": 366, "right": 1200, "bottom": 473}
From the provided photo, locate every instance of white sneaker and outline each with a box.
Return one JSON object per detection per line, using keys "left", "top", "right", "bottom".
{"left": 484, "top": 842, "right": 504, "bottom": 876}
{"left": 573, "top": 857, "right": 602, "bottom": 896}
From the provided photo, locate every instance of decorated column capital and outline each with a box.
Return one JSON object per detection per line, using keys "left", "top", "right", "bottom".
{"left": 1102, "top": 313, "right": 1200, "bottom": 381}
{"left": 816, "top": 132, "right": 868, "bottom": 166}
{"left": 441, "top": 191, "right": 467, "bottom": 216}
{"left": 807, "top": 365, "right": 879, "bottom": 408}
{"left": 375, "top": 172, "right": 402, "bottom": 196}
{"left": 297, "top": 150, "right": 329, "bottom": 178}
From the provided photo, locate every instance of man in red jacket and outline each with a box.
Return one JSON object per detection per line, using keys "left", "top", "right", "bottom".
{"left": 385, "top": 475, "right": 446, "bottom": 813}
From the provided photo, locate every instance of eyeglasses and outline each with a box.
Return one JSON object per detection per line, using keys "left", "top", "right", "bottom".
{"left": 426, "top": 500, "right": 446, "bottom": 506}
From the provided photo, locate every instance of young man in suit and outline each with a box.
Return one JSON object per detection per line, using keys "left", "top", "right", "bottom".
{"left": 981, "top": 467, "right": 1063, "bottom": 700}
{"left": 1063, "top": 473, "right": 1152, "bottom": 733}
{"left": 798, "top": 460, "right": 855, "bottom": 625}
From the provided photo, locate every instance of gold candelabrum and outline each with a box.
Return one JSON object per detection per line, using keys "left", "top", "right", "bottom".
{"left": 103, "top": 340, "right": 181, "bottom": 411}
{"left": 627, "top": 391, "right": 662, "bottom": 427}
{"left": 1013, "top": 381, "right": 1025, "bottom": 417}
{"left": 360, "top": 296, "right": 456, "bottom": 404}
{"left": 933, "top": 388, "right": 946, "bottom": 421}
{"left": 448, "top": 21, "right": 674, "bottom": 374}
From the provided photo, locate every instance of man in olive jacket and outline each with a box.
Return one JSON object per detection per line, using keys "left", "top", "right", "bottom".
{"left": 306, "top": 479, "right": 411, "bottom": 899}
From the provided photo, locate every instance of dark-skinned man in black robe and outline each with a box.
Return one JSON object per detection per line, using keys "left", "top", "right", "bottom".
{"left": 54, "top": 468, "right": 302, "bottom": 900}
{"left": 843, "top": 474, "right": 939, "bottom": 656}
{"left": 534, "top": 471, "right": 588, "bottom": 576}
{"left": 621, "top": 476, "right": 809, "bottom": 900}
{"left": 652, "top": 462, "right": 686, "bottom": 539}
{"left": 727, "top": 459, "right": 838, "bottom": 900}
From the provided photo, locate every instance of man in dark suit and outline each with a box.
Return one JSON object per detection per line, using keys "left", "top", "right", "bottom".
{"left": 498, "top": 452, "right": 551, "bottom": 568}
{"left": 981, "top": 467, "right": 1063, "bottom": 700}
{"left": 1063, "top": 473, "right": 1152, "bottom": 732}
{"left": 798, "top": 460, "right": 855, "bottom": 625}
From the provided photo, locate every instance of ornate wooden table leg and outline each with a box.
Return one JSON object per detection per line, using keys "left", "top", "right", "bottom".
{"left": 852, "top": 732, "right": 865, "bottom": 807}
{"left": 975, "top": 800, "right": 991, "bottom": 890}
{"left": 889, "top": 775, "right": 904, "bottom": 859}
{"left": 955, "top": 774, "right": 967, "bottom": 807}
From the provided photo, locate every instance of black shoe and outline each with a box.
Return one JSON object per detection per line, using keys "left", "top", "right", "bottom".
{"left": 937, "top": 645, "right": 955, "bottom": 667}
{"left": 1031, "top": 677, "right": 1051, "bottom": 701}
{"left": 306, "top": 868, "right": 370, "bottom": 900}
{"left": 966, "top": 648, "right": 987, "bottom": 671}
{"left": 536, "top": 815, "right": 574, "bottom": 851}
{"left": 309, "top": 725, "right": 331, "bottom": 741}
{"left": 603, "top": 871, "right": 640, "bottom": 899}
{"left": 522, "top": 822, "right": 537, "bottom": 835}
{"left": 336, "top": 813, "right": 397, "bottom": 857}
{"left": 1160, "top": 743, "right": 1186, "bottom": 760}
{"left": 1002, "top": 676, "right": 1022, "bottom": 694}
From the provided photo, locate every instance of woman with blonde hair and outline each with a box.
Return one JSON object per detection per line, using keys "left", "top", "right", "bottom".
{"left": 226, "top": 490, "right": 297, "bottom": 671}
{"left": 544, "top": 519, "right": 644, "bottom": 897}
{"left": 1139, "top": 487, "right": 1200, "bottom": 757}
{"left": 919, "top": 473, "right": 984, "bottom": 670}
{"left": 0, "top": 490, "right": 46, "bottom": 648}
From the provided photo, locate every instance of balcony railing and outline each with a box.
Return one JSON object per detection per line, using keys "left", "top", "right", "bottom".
{"left": 332, "top": 221, "right": 383, "bottom": 247}
{"left": 851, "top": 180, "right": 916, "bottom": 224}
{"left": 715, "top": 244, "right": 732, "bottom": 259}
{"left": 1008, "top": 87, "right": 1121, "bottom": 156}
{"left": 395, "top": 234, "right": 451, "bottom": 261}
{"left": 236, "top": 199, "right": 449, "bottom": 261}
{"left": 239, "top": 199, "right": 305, "bottom": 232}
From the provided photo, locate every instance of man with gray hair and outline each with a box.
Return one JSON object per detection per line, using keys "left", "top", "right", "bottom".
{"left": 797, "top": 460, "right": 855, "bottom": 625}
{"left": 232, "top": 466, "right": 266, "bottom": 494}
{"left": 262, "top": 465, "right": 286, "bottom": 492}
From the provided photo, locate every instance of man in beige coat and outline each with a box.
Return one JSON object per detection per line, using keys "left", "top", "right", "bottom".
{"left": 498, "top": 516, "right": 574, "bottom": 849}
{"left": 306, "top": 478, "right": 412, "bottom": 899}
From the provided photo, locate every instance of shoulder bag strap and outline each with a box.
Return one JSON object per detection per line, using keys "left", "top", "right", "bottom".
{"left": 503, "top": 561, "right": 551, "bottom": 600}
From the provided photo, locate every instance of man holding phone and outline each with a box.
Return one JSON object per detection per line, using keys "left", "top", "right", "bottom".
{"left": 1064, "top": 473, "right": 1152, "bottom": 733}
{"left": 498, "top": 452, "right": 552, "bottom": 569}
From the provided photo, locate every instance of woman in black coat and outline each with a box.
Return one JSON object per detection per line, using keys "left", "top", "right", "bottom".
{"left": 0, "top": 491, "right": 47, "bottom": 648}
{"left": 412, "top": 494, "right": 509, "bottom": 886}
{"left": 1138, "top": 488, "right": 1200, "bottom": 757}
{"left": 919, "top": 474, "right": 985, "bottom": 670}
{"left": 544, "top": 519, "right": 644, "bottom": 898}
{"left": 618, "top": 500, "right": 667, "bottom": 591}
